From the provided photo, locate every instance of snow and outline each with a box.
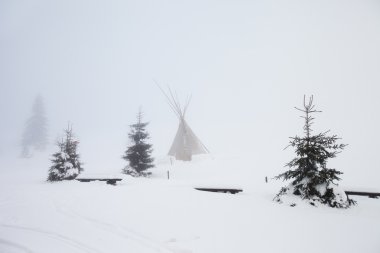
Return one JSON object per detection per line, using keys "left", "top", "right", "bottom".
{"left": 1, "top": 152, "right": 380, "bottom": 253}
{"left": 1, "top": 0, "right": 379, "bottom": 250}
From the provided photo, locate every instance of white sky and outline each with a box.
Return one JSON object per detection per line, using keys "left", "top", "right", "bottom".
{"left": 1, "top": 0, "right": 380, "bottom": 183}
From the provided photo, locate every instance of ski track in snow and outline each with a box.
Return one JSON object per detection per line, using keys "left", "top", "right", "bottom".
{"left": 54, "top": 204, "right": 184, "bottom": 253}
{"left": 0, "top": 238, "right": 35, "bottom": 253}
{"left": 0, "top": 223, "right": 104, "bottom": 253}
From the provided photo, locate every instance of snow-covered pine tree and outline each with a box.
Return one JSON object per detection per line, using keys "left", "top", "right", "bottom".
{"left": 122, "top": 109, "right": 154, "bottom": 177}
{"left": 274, "top": 96, "right": 355, "bottom": 208}
{"left": 47, "top": 125, "right": 83, "bottom": 181}
{"left": 21, "top": 95, "right": 48, "bottom": 157}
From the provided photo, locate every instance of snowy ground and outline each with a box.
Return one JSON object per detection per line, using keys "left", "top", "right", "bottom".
{"left": 1, "top": 153, "right": 380, "bottom": 253}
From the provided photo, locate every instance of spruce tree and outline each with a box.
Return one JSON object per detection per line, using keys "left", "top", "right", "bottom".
{"left": 47, "top": 125, "right": 83, "bottom": 181}
{"left": 21, "top": 95, "right": 48, "bottom": 157}
{"left": 123, "top": 109, "right": 154, "bottom": 177}
{"left": 274, "top": 96, "right": 355, "bottom": 208}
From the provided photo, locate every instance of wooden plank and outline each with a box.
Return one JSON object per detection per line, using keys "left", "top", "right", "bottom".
{"left": 195, "top": 188, "right": 243, "bottom": 194}
{"left": 76, "top": 178, "right": 122, "bottom": 181}
{"left": 345, "top": 191, "right": 380, "bottom": 198}
{"left": 76, "top": 179, "right": 92, "bottom": 182}
{"left": 76, "top": 178, "right": 122, "bottom": 185}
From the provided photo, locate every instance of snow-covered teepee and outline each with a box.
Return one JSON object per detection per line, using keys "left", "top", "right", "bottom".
{"left": 158, "top": 85, "right": 209, "bottom": 161}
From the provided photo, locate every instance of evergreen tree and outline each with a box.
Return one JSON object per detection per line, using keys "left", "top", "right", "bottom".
{"left": 21, "top": 95, "right": 48, "bottom": 157}
{"left": 47, "top": 125, "right": 83, "bottom": 181}
{"left": 123, "top": 109, "right": 154, "bottom": 177}
{"left": 274, "top": 96, "right": 355, "bottom": 208}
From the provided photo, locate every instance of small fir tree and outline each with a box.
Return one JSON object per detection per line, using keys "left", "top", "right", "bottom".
{"left": 47, "top": 125, "right": 83, "bottom": 181}
{"left": 274, "top": 96, "right": 355, "bottom": 208}
{"left": 123, "top": 109, "right": 154, "bottom": 177}
{"left": 21, "top": 95, "right": 48, "bottom": 157}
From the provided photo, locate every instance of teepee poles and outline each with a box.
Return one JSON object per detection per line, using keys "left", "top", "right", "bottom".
{"left": 154, "top": 80, "right": 209, "bottom": 161}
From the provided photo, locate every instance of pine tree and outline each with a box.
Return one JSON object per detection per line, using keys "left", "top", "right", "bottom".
{"left": 21, "top": 95, "right": 48, "bottom": 157}
{"left": 47, "top": 125, "right": 83, "bottom": 181}
{"left": 123, "top": 109, "right": 154, "bottom": 177}
{"left": 274, "top": 96, "right": 355, "bottom": 208}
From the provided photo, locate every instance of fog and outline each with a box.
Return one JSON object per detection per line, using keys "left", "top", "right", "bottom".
{"left": 1, "top": 0, "right": 380, "bottom": 185}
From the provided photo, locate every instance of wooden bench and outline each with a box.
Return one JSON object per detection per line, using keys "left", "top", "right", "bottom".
{"left": 76, "top": 178, "right": 122, "bottom": 185}
{"left": 345, "top": 191, "right": 380, "bottom": 199}
{"left": 195, "top": 188, "right": 243, "bottom": 194}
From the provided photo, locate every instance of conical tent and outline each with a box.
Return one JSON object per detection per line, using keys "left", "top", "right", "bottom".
{"left": 157, "top": 84, "right": 209, "bottom": 161}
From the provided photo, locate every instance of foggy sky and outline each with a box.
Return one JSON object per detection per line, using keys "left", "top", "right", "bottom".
{"left": 1, "top": 0, "right": 380, "bottom": 184}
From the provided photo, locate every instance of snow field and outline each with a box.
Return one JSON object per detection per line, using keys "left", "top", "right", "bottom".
{"left": 1, "top": 154, "right": 380, "bottom": 253}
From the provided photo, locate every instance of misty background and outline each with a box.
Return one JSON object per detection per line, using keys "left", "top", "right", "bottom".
{"left": 1, "top": 0, "right": 379, "bottom": 186}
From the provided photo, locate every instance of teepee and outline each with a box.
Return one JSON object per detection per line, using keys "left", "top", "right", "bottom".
{"left": 158, "top": 85, "right": 209, "bottom": 161}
